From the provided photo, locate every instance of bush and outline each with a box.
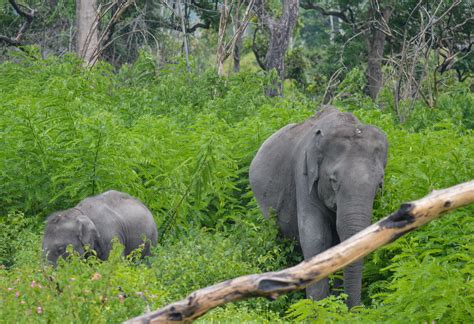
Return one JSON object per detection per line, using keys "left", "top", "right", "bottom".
{"left": 0, "top": 212, "right": 39, "bottom": 268}
{"left": 0, "top": 213, "right": 297, "bottom": 322}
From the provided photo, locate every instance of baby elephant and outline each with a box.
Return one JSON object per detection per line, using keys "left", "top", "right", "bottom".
{"left": 43, "top": 190, "right": 158, "bottom": 265}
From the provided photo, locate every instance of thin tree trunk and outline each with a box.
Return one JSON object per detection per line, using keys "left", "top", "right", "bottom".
{"left": 233, "top": 27, "right": 242, "bottom": 73}
{"left": 254, "top": 0, "right": 299, "bottom": 97}
{"left": 216, "top": 0, "right": 230, "bottom": 76}
{"left": 233, "top": 2, "right": 242, "bottom": 73}
{"left": 366, "top": 5, "right": 392, "bottom": 100}
{"left": 76, "top": 0, "right": 99, "bottom": 66}
{"left": 216, "top": 0, "right": 255, "bottom": 76}
{"left": 177, "top": 0, "right": 190, "bottom": 71}
{"left": 103, "top": 3, "right": 118, "bottom": 65}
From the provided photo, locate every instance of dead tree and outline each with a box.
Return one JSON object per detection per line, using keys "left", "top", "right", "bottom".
{"left": 300, "top": 0, "right": 392, "bottom": 101}
{"left": 90, "top": 0, "right": 135, "bottom": 66}
{"left": 385, "top": 0, "right": 466, "bottom": 122}
{"left": 216, "top": 0, "right": 255, "bottom": 76}
{"left": 77, "top": 0, "right": 135, "bottom": 67}
{"left": 232, "top": 0, "right": 243, "bottom": 73}
{"left": 253, "top": 0, "right": 299, "bottom": 97}
{"left": 125, "top": 180, "right": 474, "bottom": 323}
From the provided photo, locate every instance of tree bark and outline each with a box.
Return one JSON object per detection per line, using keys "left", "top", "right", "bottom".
{"left": 76, "top": 0, "right": 99, "bottom": 66}
{"left": 233, "top": 3, "right": 242, "bottom": 73}
{"left": 254, "top": 0, "right": 299, "bottom": 97}
{"left": 125, "top": 180, "right": 474, "bottom": 323}
{"left": 365, "top": 4, "right": 392, "bottom": 100}
{"left": 216, "top": 0, "right": 230, "bottom": 76}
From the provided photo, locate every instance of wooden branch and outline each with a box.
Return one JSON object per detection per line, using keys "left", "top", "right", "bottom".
{"left": 251, "top": 25, "right": 266, "bottom": 70}
{"left": 101, "top": 0, "right": 135, "bottom": 48}
{"left": 87, "top": 0, "right": 134, "bottom": 66}
{"left": 156, "top": 18, "right": 211, "bottom": 34}
{"left": 126, "top": 180, "right": 474, "bottom": 323}
{"left": 216, "top": 0, "right": 231, "bottom": 75}
{"left": 190, "top": 0, "right": 219, "bottom": 13}
{"left": 216, "top": 0, "right": 256, "bottom": 74}
{"left": 0, "top": 0, "right": 35, "bottom": 47}
{"left": 8, "top": 0, "right": 34, "bottom": 20}
{"left": 223, "top": 0, "right": 255, "bottom": 56}
{"left": 0, "top": 35, "right": 22, "bottom": 46}
{"left": 186, "top": 21, "right": 211, "bottom": 33}
{"left": 300, "top": 1, "right": 355, "bottom": 25}
{"left": 253, "top": 0, "right": 273, "bottom": 28}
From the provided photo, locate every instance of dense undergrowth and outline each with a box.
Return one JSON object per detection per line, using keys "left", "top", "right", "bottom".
{"left": 0, "top": 53, "right": 473, "bottom": 322}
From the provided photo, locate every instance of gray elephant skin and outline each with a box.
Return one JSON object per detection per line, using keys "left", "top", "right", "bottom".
{"left": 43, "top": 190, "right": 158, "bottom": 265}
{"left": 249, "top": 106, "right": 388, "bottom": 307}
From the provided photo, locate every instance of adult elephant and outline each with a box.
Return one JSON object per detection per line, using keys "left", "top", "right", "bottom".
{"left": 249, "top": 106, "right": 388, "bottom": 307}
{"left": 43, "top": 190, "right": 158, "bottom": 265}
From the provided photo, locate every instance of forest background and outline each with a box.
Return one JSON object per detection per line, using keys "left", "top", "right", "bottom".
{"left": 0, "top": 0, "right": 473, "bottom": 322}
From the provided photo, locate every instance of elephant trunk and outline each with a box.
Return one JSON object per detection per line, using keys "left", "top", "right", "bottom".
{"left": 336, "top": 186, "right": 377, "bottom": 307}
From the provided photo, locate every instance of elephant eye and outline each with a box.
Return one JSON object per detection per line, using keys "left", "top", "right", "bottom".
{"left": 57, "top": 246, "right": 66, "bottom": 254}
{"left": 329, "top": 175, "right": 338, "bottom": 191}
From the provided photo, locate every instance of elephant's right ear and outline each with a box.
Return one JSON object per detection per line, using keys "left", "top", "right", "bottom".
{"left": 304, "top": 129, "right": 323, "bottom": 195}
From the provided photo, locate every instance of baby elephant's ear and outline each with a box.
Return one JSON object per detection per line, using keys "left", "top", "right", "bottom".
{"left": 76, "top": 215, "right": 99, "bottom": 247}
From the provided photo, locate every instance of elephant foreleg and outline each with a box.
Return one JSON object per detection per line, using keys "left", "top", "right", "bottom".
{"left": 297, "top": 202, "right": 335, "bottom": 301}
{"left": 343, "top": 260, "right": 363, "bottom": 307}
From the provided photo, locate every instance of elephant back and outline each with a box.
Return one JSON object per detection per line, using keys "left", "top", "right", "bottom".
{"left": 76, "top": 190, "right": 158, "bottom": 252}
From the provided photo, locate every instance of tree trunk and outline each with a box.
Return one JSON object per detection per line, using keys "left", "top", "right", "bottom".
{"left": 365, "top": 5, "right": 392, "bottom": 100}
{"left": 103, "top": 3, "right": 118, "bottom": 65}
{"left": 216, "top": 0, "right": 229, "bottom": 76}
{"left": 76, "top": 0, "right": 99, "bottom": 66}
{"left": 255, "top": 0, "right": 299, "bottom": 97}
{"left": 216, "top": 0, "right": 255, "bottom": 76}
{"left": 233, "top": 9, "right": 242, "bottom": 73}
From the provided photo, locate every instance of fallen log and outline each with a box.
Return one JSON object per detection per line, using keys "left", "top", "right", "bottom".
{"left": 126, "top": 180, "right": 474, "bottom": 324}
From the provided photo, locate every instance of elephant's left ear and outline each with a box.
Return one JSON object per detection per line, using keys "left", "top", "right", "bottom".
{"left": 304, "top": 129, "right": 323, "bottom": 195}
{"left": 77, "top": 215, "right": 99, "bottom": 248}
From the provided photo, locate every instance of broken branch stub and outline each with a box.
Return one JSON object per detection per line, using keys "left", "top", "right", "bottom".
{"left": 126, "top": 180, "right": 474, "bottom": 324}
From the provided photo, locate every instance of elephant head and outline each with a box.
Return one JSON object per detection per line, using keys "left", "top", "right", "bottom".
{"left": 306, "top": 119, "right": 388, "bottom": 235}
{"left": 304, "top": 113, "right": 388, "bottom": 306}
{"left": 42, "top": 209, "right": 100, "bottom": 265}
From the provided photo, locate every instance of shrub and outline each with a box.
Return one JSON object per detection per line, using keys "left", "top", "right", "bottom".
{"left": 0, "top": 55, "right": 472, "bottom": 322}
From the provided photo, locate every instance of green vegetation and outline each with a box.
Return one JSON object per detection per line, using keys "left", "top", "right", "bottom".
{"left": 1, "top": 54, "right": 473, "bottom": 322}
